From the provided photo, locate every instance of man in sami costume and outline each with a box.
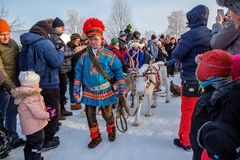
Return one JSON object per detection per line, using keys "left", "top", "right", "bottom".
{"left": 73, "top": 18, "right": 126, "bottom": 148}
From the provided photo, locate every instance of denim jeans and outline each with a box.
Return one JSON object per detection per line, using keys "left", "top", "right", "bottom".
{"left": 0, "top": 90, "right": 19, "bottom": 143}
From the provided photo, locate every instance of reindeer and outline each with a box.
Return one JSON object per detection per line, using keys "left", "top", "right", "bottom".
{"left": 132, "top": 61, "right": 170, "bottom": 126}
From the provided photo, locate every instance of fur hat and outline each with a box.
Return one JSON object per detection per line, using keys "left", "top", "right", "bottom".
{"left": 130, "top": 42, "right": 144, "bottom": 49}
{"left": 70, "top": 33, "right": 81, "bottom": 41}
{"left": 83, "top": 18, "right": 105, "bottom": 38}
{"left": 18, "top": 71, "right": 40, "bottom": 87}
{"left": 216, "top": 0, "right": 240, "bottom": 15}
{"left": 196, "top": 49, "right": 233, "bottom": 81}
{"left": 52, "top": 17, "right": 64, "bottom": 28}
{"left": 0, "top": 19, "right": 10, "bottom": 33}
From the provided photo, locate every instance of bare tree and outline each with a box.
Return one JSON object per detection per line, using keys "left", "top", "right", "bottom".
{"left": 166, "top": 11, "right": 188, "bottom": 38}
{"left": 65, "top": 9, "right": 85, "bottom": 35}
{"left": 106, "top": 0, "right": 132, "bottom": 40}
{"left": 0, "top": 5, "right": 24, "bottom": 30}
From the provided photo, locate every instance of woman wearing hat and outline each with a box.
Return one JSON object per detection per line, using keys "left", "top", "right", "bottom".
{"left": 73, "top": 18, "right": 126, "bottom": 148}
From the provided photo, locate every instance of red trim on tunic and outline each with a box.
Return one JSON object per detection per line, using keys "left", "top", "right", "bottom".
{"left": 83, "top": 90, "right": 115, "bottom": 100}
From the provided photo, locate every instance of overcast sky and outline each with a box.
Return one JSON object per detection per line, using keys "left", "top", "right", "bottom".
{"left": 1, "top": 0, "right": 225, "bottom": 34}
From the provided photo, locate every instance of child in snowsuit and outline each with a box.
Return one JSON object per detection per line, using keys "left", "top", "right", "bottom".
{"left": 13, "top": 71, "right": 56, "bottom": 160}
{"left": 190, "top": 49, "right": 240, "bottom": 160}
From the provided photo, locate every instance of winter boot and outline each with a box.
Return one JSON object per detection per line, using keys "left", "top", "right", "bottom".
{"left": 107, "top": 124, "right": 116, "bottom": 142}
{"left": 70, "top": 103, "right": 82, "bottom": 110}
{"left": 42, "top": 138, "right": 60, "bottom": 152}
{"left": 88, "top": 136, "right": 102, "bottom": 149}
{"left": 61, "top": 109, "right": 73, "bottom": 117}
{"left": 88, "top": 126, "right": 102, "bottom": 148}
{"left": 173, "top": 138, "right": 191, "bottom": 151}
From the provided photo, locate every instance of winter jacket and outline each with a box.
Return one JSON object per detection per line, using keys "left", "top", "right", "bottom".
{"left": 148, "top": 40, "right": 158, "bottom": 57}
{"left": 211, "top": 20, "right": 240, "bottom": 55}
{"left": 108, "top": 44, "right": 127, "bottom": 63}
{"left": 14, "top": 86, "right": 49, "bottom": 135}
{"left": 124, "top": 49, "right": 144, "bottom": 69}
{"left": 0, "top": 39, "right": 19, "bottom": 91}
{"left": 73, "top": 46, "right": 126, "bottom": 107}
{"left": 172, "top": 5, "right": 211, "bottom": 81}
{"left": 50, "top": 31, "right": 74, "bottom": 74}
{"left": 0, "top": 69, "right": 5, "bottom": 86}
{"left": 20, "top": 32, "right": 64, "bottom": 89}
{"left": 118, "top": 37, "right": 127, "bottom": 51}
{"left": 190, "top": 80, "right": 240, "bottom": 160}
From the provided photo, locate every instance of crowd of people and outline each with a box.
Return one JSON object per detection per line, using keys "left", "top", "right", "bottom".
{"left": 0, "top": 0, "right": 240, "bottom": 159}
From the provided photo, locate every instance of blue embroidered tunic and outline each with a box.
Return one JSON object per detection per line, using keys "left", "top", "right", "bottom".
{"left": 73, "top": 46, "right": 126, "bottom": 107}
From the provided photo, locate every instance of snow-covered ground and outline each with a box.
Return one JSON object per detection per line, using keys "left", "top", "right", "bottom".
{"left": 4, "top": 74, "right": 193, "bottom": 160}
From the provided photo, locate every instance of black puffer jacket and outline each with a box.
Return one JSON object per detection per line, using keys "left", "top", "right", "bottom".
{"left": 50, "top": 31, "right": 75, "bottom": 74}
{"left": 190, "top": 80, "right": 240, "bottom": 160}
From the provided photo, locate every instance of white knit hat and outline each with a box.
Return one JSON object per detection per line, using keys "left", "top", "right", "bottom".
{"left": 18, "top": 71, "right": 40, "bottom": 87}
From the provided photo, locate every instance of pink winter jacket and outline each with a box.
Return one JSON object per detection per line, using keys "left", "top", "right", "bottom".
{"left": 14, "top": 86, "right": 49, "bottom": 135}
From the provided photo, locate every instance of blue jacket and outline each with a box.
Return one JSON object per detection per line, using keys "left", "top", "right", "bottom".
{"left": 172, "top": 5, "right": 211, "bottom": 81}
{"left": 148, "top": 40, "right": 158, "bottom": 57}
{"left": 20, "top": 32, "right": 64, "bottom": 89}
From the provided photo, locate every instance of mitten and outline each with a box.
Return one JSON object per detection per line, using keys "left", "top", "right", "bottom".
{"left": 46, "top": 106, "right": 56, "bottom": 118}
{"left": 73, "top": 89, "right": 81, "bottom": 104}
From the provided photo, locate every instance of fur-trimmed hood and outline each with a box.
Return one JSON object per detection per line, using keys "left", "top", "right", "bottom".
{"left": 13, "top": 86, "right": 42, "bottom": 105}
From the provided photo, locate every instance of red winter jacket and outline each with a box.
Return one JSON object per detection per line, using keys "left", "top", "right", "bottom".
{"left": 108, "top": 44, "right": 127, "bottom": 63}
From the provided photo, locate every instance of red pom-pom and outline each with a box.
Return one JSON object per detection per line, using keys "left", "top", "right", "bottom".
{"left": 83, "top": 18, "right": 105, "bottom": 36}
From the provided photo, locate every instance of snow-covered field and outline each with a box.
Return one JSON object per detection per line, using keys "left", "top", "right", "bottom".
{"left": 4, "top": 75, "right": 193, "bottom": 160}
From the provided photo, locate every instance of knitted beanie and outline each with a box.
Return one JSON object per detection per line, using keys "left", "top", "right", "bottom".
{"left": 111, "top": 37, "right": 118, "bottom": 45}
{"left": 0, "top": 19, "right": 10, "bottom": 33}
{"left": 196, "top": 49, "right": 233, "bottom": 81}
{"left": 52, "top": 17, "right": 64, "bottom": 28}
{"left": 18, "top": 71, "right": 40, "bottom": 87}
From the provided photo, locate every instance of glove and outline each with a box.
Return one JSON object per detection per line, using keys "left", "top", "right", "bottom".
{"left": 73, "top": 89, "right": 81, "bottom": 104}
{"left": 46, "top": 106, "right": 56, "bottom": 118}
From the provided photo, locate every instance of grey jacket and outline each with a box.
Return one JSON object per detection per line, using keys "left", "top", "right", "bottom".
{"left": 50, "top": 31, "right": 75, "bottom": 74}
{"left": 211, "top": 20, "right": 240, "bottom": 55}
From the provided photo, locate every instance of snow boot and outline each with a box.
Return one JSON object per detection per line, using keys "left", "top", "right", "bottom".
{"left": 88, "top": 136, "right": 102, "bottom": 148}
{"left": 173, "top": 138, "right": 192, "bottom": 151}
{"left": 107, "top": 124, "right": 116, "bottom": 142}
{"left": 70, "top": 103, "right": 82, "bottom": 110}
{"left": 88, "top": 126, "right": 102, "bottom": 148}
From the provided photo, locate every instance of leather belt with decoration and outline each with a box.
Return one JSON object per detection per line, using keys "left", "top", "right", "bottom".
{"left": 86, "top": 81, "right": 111, "bottom": 91}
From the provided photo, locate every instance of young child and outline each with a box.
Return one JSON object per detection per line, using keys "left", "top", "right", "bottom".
{"left": 190, "top": 49, "right": 240, "bottom": 160}
{"left": 13, "top": 71, "right": 56, "bottom": 160}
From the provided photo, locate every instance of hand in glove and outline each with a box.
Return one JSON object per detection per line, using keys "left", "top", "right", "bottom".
{"left": 46, "top": 106, "right": 56, "bottom": 118}
{"left": 73, "top": 89, "right": 81, "bottom": 104}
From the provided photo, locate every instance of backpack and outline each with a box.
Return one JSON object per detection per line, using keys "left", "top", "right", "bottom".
{"left": 18, "top": 38, "right": 46, "bottom": 77}
{"left": 0, "top": 113, "right": 13, "bottom": 158}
